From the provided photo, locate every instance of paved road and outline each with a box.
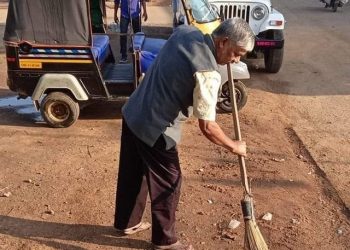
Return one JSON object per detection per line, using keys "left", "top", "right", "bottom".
{"left": 248, "top": 0, "right": 350, "bottom": 211}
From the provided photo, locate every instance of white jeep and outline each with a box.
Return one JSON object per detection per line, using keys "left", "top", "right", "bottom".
{"left": 208, "top": 0, "right": 285, "bottom": 73}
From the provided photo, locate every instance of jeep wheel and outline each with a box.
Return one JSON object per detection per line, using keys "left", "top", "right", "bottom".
{"left": 264, "top": 30, "right": 284, "bottom": 73}
{"left": 264, "top": 47, "right": 284, "bottom": 73}
{"left": 332, "top": 0, "right": 339, "bottom": 11}
{"left": 217, "top": 80, "right": 248, "bottom": 112}
{"left": 40, "top": 92, "right": 80, "bottom": 128}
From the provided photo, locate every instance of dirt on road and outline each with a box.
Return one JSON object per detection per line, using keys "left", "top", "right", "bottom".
{"left": 1, "top": 0, "right": 350, "bottom": 249}
{"left": 0, "top": 50, "right": 349, "bottom": 250}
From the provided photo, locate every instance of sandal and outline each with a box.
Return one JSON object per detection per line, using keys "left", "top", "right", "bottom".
{"left": 153, "top": 241, "right": 194, "bottom": 250}
{"left": 117, "top": 221, "right": 151, "bottom": 235}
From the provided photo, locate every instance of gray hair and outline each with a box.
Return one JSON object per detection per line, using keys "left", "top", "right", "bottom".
{"left": 212, "top": 18, "right": 255, "bottom": 51}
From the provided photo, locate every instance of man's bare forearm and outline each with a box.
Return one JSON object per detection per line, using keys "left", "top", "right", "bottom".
{"left": 198, "top": 119, "right": 246, "bottom": 156}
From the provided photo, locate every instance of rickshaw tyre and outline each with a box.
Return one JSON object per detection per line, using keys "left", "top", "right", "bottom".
{"left": 217, "top": 80, "right": 248, "bottom": 113}
{"left": 40, "top": 92, "right": 80, "bottom": 128}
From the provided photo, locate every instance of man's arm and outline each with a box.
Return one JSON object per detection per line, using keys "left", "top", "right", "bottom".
{"left": 141, "top": 0, "right": 148, "bottom": 21}
{"left": 114, "top": 0, "right": 120, "bottom": 23}
{"left": 198, "top": 119, "right": 246, "bottom": 156}
{"left": 193, "top": 71, "right": 246, "bottom": 157}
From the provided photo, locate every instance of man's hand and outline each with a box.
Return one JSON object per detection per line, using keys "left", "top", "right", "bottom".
{"left": 198, "top": 119, "right": 247, "bottom": 157}
{"left": 142, "top": 11, "right": 148, "bottom": 22}
{"left": 232, "top": 141, "right": 247, "bottom": 157}
{"left": 114, "top": 14, "right": 119, "bottom": 24}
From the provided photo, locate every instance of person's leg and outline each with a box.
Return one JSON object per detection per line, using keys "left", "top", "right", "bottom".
{"left": 119, "top": 17, "right": 129, "bottom": 62}
{"left": 135, "top": 135, "right": 181, "bottom": 246}
{"left": 131, "top": 16, "right": 141, "bottom": 33}
{"left": 128, "top": 16, "right": 141, "bottom": 53}
{"left": 114, "top": 119, "right": 149, "bottom": 230}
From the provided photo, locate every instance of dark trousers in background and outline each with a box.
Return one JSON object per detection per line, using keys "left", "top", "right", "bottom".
{"left": 114, "top": 120, "right": 181, "bottom": 246}
{"left": 119, "top": 16, "right": 141, "bottom": 59}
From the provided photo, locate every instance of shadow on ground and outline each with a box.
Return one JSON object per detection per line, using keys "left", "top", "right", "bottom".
{"left": 0, "top": 215, "right": 152, "bottom": 250}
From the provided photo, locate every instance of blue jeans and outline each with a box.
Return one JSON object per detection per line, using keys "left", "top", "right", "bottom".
{"left": 120, "top": 16, "right": 141, "bottom": 58}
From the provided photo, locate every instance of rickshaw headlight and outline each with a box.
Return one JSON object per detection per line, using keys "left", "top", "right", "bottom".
{"left": 252, "top": 6, "right": 266, "bottom": 20}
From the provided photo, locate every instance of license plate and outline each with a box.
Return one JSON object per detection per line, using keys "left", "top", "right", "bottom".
{"left": 19, "top": 61, "right": 42, "bottom": 69}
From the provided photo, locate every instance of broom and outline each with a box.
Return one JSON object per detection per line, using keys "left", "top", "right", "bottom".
{"left": 227, "top": 63, "right": 268, "bottom": 250}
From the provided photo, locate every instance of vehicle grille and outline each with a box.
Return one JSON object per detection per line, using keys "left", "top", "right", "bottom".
{"left": 218, "top": 4, "right": 251, "bottom": 23}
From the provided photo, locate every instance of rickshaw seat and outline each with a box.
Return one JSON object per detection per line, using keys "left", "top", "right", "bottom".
{"left": 140, "top": 38, "right": 166, "bottom": 72}
{"left": 92, "top": 34, "right": 110, "bottom": 65}
{"left": 133, "top": 32, "right": 145, "bottom": 51}
{"left": 133, "top": 32, "right": 167, "bottom": 73}
{"left": 142, "top": 38, "right": 166, "bottom": 55}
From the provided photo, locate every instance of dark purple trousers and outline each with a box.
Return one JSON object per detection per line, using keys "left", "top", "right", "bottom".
{"left": 114, "top": 120, "right": 182, "bottom": 246}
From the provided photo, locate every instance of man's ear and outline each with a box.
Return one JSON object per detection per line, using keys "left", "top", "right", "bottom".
{"left": 219, "top": 37, "right": 229, "bottom": 48}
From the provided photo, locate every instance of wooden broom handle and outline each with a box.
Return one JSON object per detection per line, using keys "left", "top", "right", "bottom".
{"left": 227, "top": 63, "right": 251, "bottom": 195}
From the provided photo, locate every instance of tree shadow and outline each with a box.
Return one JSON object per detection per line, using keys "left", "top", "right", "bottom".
{"left": 0, "top": 215, "right": 152, "bottom": 249}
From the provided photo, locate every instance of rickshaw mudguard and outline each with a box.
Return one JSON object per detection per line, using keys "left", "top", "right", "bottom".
{"left": 218, "top": 61, "right": 250, "bottom": 83}
{"left": 32, "top": 74, "right": 88, "bottom": 110}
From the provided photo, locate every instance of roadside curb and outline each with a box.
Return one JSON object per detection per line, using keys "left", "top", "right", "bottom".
{"left": 290, "top": 128, "right": 350, "bottom": 217}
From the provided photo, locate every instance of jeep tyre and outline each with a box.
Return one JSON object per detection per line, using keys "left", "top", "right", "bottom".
{"left": 264, "top": 30, "right": 284, "bottom": 73}
{"left": 264, "top": 47, "right": 284, "bottom": 73}
{"left": 332, "top": 2, "right": 338, "bottom": 12}
{"left": 217, "top": 80, "right": 248, "bottom": 112}
{"left": 40, "top": 92, "right": 80, "bottom": 128}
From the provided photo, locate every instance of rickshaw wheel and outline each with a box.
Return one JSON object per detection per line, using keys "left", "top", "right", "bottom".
{"left": 40, "top": 92, "right": 80, "bottom": 128}
{"left": 217, "top": 80, "right": 248, "bottom": 112}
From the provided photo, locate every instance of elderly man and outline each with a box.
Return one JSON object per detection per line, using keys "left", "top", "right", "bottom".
{"left": 114, "top": 18, "right": 255, "bottom": 250}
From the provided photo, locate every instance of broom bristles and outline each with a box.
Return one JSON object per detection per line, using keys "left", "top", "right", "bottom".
{"left": 244, "top": 218, "right": 269, "bottom": 250}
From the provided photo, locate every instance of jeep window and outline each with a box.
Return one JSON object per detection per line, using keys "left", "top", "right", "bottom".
{"left": 188, "top": 0, "right": 218, "bottom": 23}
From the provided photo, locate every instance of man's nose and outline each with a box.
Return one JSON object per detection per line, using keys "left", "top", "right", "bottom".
{"left": 231, "top": 56, "right": 241, "bottom": 63}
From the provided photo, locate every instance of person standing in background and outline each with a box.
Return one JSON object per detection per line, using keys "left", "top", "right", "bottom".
{"left": 114, "top": 0, "right": 148, "bottom": 63}
{"left": 91, "top": 0, "right": 106, "bottom": 33}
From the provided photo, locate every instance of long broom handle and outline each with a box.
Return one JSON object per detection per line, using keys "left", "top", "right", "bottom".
{"left": 227, "top": 63, "right": 251, "bottom": 196}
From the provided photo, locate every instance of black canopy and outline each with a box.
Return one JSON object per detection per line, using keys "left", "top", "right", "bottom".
{"left": 4, "top": 0, "right": 91, "bottom": 45}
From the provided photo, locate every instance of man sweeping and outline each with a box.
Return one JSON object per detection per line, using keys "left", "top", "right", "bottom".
{"left": 114, "top": 18, "right": 255, "bottom": 250}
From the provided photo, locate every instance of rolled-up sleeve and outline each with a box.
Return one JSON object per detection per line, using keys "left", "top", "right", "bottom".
{"left": 193, "top": 71, "right": 221, "bottom": 121}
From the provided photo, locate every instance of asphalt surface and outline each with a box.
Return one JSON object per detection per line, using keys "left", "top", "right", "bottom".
{"left": 249, "top": 0, "right": 350, "bottom": 212}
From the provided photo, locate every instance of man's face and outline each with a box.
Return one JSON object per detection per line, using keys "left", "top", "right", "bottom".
{"left": 216, "top": 37, "right": 248, "bottom": 65}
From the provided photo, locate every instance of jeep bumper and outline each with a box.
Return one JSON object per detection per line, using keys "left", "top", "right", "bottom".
{"left": 255, "top": 38, "right": 284, "bottom": 50}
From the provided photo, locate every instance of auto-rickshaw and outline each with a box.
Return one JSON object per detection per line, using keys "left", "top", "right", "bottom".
{"left": 4, "top": 0, "right": 159, "bottom": 128}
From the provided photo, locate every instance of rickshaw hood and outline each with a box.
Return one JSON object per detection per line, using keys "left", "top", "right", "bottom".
{"left": 4, "top": 0, "right": 91, "bottom": 46}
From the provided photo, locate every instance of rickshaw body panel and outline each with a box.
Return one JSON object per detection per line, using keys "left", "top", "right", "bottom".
{"left": 5, "top": 43, "right": 108, "bottom": 99}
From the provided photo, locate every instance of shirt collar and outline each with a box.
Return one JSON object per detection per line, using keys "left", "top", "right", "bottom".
{"left": 204, "top": 33, "right": 216, "bottom": 57}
